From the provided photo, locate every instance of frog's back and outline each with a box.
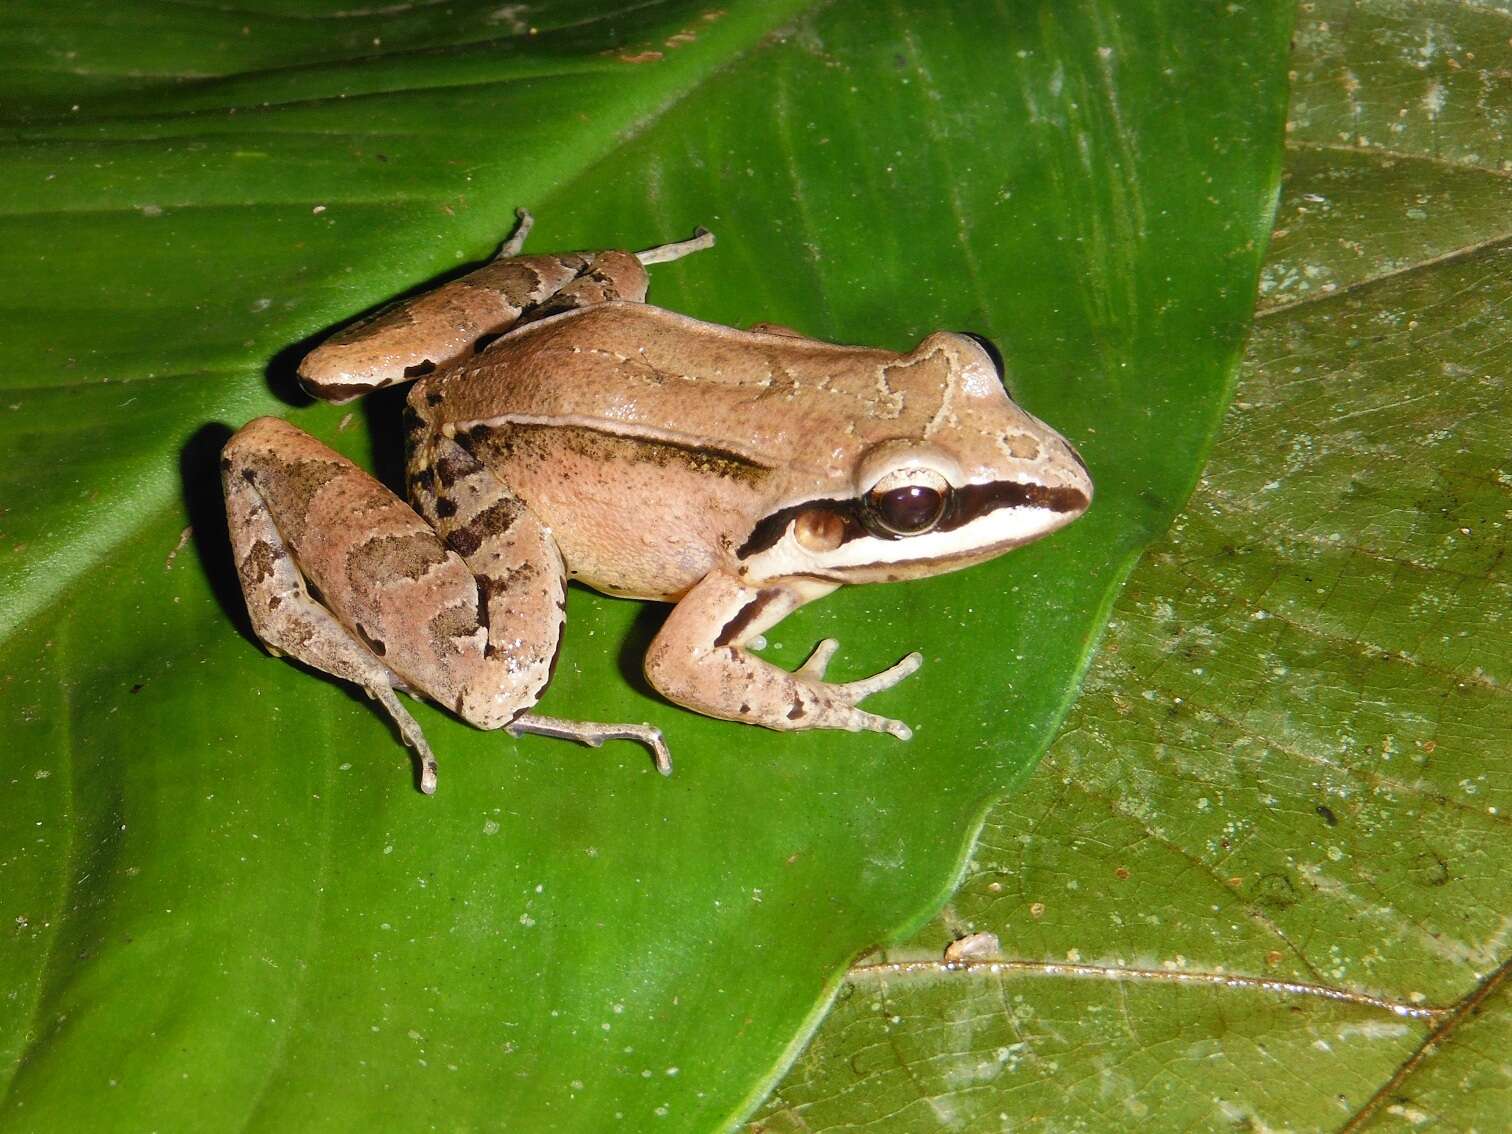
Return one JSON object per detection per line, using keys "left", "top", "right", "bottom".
{"left": 427, "top": 302, "right": 919, "bottom": 478}
{"left": 413, "top": 302, "right": 974, "bottom": 599}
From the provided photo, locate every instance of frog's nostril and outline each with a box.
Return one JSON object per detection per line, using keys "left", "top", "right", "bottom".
{"left": 1063, "top": 442, "right": 1093, "bottom": 509}
{"left": 1065, "top": 441, "right": 1090, "bottom": 477}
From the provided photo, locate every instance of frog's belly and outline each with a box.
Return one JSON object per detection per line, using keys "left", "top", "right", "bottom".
{"left": 472, "top": 421, "right": 772, "bottom": 601}
{"left": 552, "top": 500, "right": 729, "bottom": 601}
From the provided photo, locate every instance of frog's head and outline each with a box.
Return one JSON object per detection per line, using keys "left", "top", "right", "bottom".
{"left": 737, "top": 331, "right": 1092, "bottom": 585}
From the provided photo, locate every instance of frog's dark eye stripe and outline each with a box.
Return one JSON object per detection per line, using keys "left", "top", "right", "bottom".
{"left": 939, "top": 480, "right": 1088, "bottom": 530}
{"left": 736, "top": 478, "right": 1089, "bottom": 559}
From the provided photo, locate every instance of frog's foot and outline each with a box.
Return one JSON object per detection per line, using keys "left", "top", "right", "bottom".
{"left": 635, "top": 227, "right": 715, "bottom": 266}
{"left": 796, "top": 639, "right": 923, "bottom": 740}
{"left": 370, "top": 683, "right": 440, "bottom": 795}
{"left": 508, "top": 713, "right": 673, "bottom": 777}
{"left": 499, "top": 207, "right": 535, "bottom": 257}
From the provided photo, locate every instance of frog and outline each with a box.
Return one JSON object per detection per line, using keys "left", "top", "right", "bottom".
{"left": 222, "top": 210, "right": 1093, "bottom": 794}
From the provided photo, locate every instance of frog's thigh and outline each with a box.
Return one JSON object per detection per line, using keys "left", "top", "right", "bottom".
{"left": 223, "top": 417, "right": 560, "bottom": 765}
{"left": 223, "top": 420, "right": 412, "bottom": 696}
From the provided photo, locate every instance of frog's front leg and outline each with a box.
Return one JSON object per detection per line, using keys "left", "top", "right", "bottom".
{"left": 223, "top": 416, "right": 667, "bottom": 793}
{"left": 644, "top": 571, "right": 922, "bottom": 739}
{"left": 297, "top": 209, "right": 713, "bottom": 403}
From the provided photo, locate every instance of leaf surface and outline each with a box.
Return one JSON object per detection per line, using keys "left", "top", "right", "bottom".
{"left": 0, "top": 2, "right": 1291, "bottom": 1129}
{"left": 754, "top": 3, "right": 1512, "bottom": 1129}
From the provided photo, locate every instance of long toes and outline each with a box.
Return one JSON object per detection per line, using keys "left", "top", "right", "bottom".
{"left": 596, "top": 723, "right": 671, "bottom": 775}
{"left": 508, "top": 714, "right": 670, "bottom": 776}
{"left": 613, "top": 724, "right": 668, "bottom": 772}
{"left": 635, "top": 227, "right": 716, "bottom": 265}
{"left": 645, "top": 731, "right": 673, "bottom": 776}
{"left": 852, "top": 711, "right": 914, "bottom": 741}
{"left": 373, "top": 684, "right": 439, "bottom": 795}
{"left": 500, "top": 207, "right": 535, "bottom": 255}
{"left": 797, "top": 638, "right": 841, "bottom": 680}
{"left": 841, "top": 651, "right": 923, "bottom": 699}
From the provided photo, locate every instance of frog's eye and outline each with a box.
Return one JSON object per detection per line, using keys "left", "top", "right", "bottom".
{"left": 957, "top": 332, "right": 1004, "bottom": 380}
{"left": 864, "top": 467, "right": 951, "bottom": 537}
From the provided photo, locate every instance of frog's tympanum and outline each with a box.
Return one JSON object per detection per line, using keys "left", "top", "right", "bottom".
{"left": 223, "top": 213, "right": 1092, "bottom": 793}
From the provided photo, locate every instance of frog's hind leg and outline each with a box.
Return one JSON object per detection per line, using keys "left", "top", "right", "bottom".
{"left": 436, "top": 224, "right": 716, "bottom": 326}
{"left": 297, "top": 210, "right": 585, "bottom": 404}
{"left": 225, "top": 417, "right": 671, "bottom": 793}
{"left": 298, "top": 215, "right": 716, "bottom": 403}
{"left": 223, "top": 418, "right": 445, "bottom": 791}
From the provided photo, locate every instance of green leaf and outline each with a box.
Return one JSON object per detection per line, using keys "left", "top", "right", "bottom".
{"left": 754, "top": 2, "right": 1512, "bottom": 1129}
{"left": 0, "top": 3, "right": 1291, "bottom": 1129}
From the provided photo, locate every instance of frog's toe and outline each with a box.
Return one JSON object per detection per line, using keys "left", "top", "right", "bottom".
{"left": 635, "top": 226, "right": 716, "bottom": 266}
{"left": 499, "top": 207, "right": 534, "bottom": 256}
{"left": 606, "top": 722, "right": 670, "bottom": 775}
{"left": 796, "top": 637, "right": 842, "bottom": 680}
{"left": 795, "top": 642, "right": 921, "bottom": 734}
{"left": 372, "top": 683, "right": 439, "bottom": 794}
{"left": 646, "top": 730, "right": 674, "bottom": 776}
{"left": 841, "top": 651, "right": 923, "bottom": 699}
{"left": 508, "top": 713, "right": 672, "bottom": 776}
{"left": 796, "top": 640, "right": 922, "bottom": 696}
{"left": 851, "top": 710, "right": 914, "bottom": 742}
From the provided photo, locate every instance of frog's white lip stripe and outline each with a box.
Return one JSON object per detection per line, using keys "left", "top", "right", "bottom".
{"left": 798, "top": 505, "right": 1082, "bottom": 577}
{"left": 741, "top": 500, "right": 1083, "bottom": 581}
{"left": 816, "top": 501, "right": 1082, "bottom": 573}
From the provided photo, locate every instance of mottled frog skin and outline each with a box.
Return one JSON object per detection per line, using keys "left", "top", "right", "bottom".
{"left": 222, "top": 212, "right": 1091, "bottom": 793}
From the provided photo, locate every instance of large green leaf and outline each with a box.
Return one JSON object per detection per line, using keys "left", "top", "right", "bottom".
{"left": 754, "top": 1, "right": 1512, "bottom": 1129}
{"left": 0, "top": 3, "right": 1291, "bottom": 1129}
